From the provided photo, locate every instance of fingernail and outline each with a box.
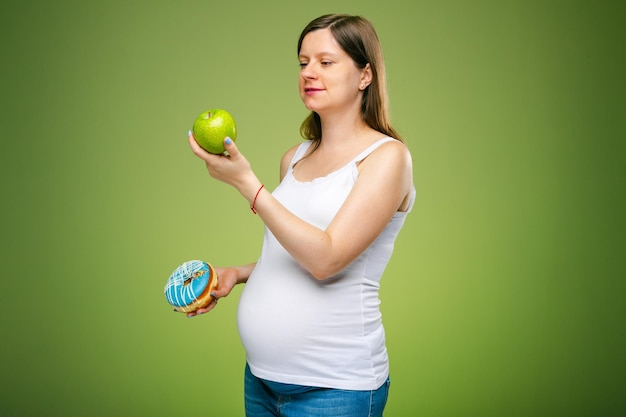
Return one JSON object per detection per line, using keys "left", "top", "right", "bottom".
{"left": 188, "top": 130, "right": 192, "bottom": 137}
{"left": 210, "top": 292, "right": 216, "bottom": 297}
{"left": 225, "top": 137, "right": 232, "bottom": 145}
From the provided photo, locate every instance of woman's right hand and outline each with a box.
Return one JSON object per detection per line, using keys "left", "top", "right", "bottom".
{"left": 185, "top": 266, "right": 242, "bottom": 318}
{"left": 188, "top": 132, "right": 261, "bottom": 203}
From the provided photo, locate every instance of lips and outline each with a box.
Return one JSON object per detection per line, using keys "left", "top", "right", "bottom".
{"left": 304, "top": 87, "right": 324, "bottom": 95}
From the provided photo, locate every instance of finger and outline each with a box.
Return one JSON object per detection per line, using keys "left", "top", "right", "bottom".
{"left": 188, "top": 129, "right": 197, "bottom": 146}
{"left": 188, "top": 130, "right": 212, "bottom": 158}
{"left": 188, "top": 131, "right": 200, "bottom": 150}
{"left": 223, "top": 136, "right": 239, "bottom": 158}
{"left": 188, "top": 130, "right": 201, "bottom": 152}
{"left": 196, "top": 299, "right": 218, "bottom": 315}
{"left": 186, "top": 304, "right": 211, "bottom": 317}
{"left": 211, "top": 287, "right": 229, "bottom": 298}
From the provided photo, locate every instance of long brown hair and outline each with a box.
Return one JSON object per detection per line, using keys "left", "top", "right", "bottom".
{"left": 297, "top": 14, "right": 403, "bottom": 144}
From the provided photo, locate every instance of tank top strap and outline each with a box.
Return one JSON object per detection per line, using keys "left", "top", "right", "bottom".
{"left": 290, "top": 137, "right": 396, "bottom": 168}
{"left": 351, "top": 137, "right": 397, "bottom": 164}
{"left": 290, "top": 141, "right": 314, "bottom": 167}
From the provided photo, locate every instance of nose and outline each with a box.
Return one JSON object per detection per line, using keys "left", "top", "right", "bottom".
{"left": 300, "top": 64, "right": 317, "bottom": 80}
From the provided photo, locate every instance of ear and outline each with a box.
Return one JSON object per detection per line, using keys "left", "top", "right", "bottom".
{"left": 359, "top": 63, "right": 373, "bottom": 90}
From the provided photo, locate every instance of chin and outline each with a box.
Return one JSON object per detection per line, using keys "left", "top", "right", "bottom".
{"left": 301, "top": 101, "right": 316, "bottom": 112}
{"left": 301, "top": 98, "right": 323, "bottom": 113}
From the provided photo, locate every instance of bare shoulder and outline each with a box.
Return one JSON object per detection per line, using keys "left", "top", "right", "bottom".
{"left": 361, "top": 139, "right": 413, "bottom": 173}
{"left": 358, "top": 139, "right": 413, "bottom": 211}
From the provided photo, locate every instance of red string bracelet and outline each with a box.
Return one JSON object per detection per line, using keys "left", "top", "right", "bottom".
{"left": 250, "top": 184, "right": 264, "bottom": 214}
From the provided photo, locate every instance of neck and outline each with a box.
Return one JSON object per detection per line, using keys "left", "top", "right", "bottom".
{"left": 317, "top": 111, "right": 370, "bottom": 151}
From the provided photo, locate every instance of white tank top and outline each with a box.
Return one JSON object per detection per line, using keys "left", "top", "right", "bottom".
{"left": 237, "top": 138, "right": 415, "bottom": 390}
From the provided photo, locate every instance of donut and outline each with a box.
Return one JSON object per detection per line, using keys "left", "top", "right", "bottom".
{"left": 164, "top": 260, "right": 218, "bottom": 313}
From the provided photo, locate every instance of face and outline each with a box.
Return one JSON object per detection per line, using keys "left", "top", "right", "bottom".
{"left": 298, "top": 28, "right": 371, "bottom": 116}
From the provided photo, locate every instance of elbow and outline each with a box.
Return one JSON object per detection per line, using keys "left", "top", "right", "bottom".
{"left": 308, "top": 260, "right": 345, "bottom": 281}
{"left": 311, "top": 270, "right": 333, "bottom": 281}
{"left": 300, "top": 240, "right": 353, "bottom": 280}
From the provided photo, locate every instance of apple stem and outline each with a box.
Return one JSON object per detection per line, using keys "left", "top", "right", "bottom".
{"left": 205, "top": 112, "right": 212, "bottom": 119}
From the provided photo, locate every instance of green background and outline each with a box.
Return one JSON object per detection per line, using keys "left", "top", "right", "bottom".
{"left": 1, "top": 0, "right": 624, "bottom": 416}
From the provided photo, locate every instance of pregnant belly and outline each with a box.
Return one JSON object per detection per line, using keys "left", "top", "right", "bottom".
{"left": 236, "top": 279, "right": 378, "bottom": 378}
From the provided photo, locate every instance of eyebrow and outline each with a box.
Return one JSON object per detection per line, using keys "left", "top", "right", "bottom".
{"left": 298, "top": 51, "right": 342, "bottom": 60}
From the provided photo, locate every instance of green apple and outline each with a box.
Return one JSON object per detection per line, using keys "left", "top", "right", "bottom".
{"left": 192, "top": 109, "right": 237, "bottom": 154}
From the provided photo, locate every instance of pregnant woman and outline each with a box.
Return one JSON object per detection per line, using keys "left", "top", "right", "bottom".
{"left": 187, "top": 13, "right": 415, "bottom": 417}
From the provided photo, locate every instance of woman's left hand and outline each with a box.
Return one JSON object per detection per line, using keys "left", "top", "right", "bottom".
{"left": 185, "top": 266, "right": 241, "bottom": 318}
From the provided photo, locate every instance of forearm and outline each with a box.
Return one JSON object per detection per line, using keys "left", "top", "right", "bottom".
{"left": 248, "top": 187, "right": 339, "bottom": 279}
{"left": 232, "top": 262, "right": 256, "bottom": 284}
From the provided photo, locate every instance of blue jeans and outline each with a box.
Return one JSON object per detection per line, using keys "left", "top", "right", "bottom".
{"left": 244, "top": 364, "right": 390, "bottom": 417}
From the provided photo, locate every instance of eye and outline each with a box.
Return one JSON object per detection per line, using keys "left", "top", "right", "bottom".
{"left": 299, "top": 61, "right": 308, "bottom": 68}
{"left": 321, "top": 61, "right": 333, "bottom": 66}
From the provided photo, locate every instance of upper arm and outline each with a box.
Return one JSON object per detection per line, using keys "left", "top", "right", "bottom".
{"left": 324, "top": 141, "right": 413, "bottom": 270}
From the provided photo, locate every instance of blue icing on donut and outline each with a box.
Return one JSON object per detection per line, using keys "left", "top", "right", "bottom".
{"left": 164, "top": 260, "right": 211, "bottom": 307}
